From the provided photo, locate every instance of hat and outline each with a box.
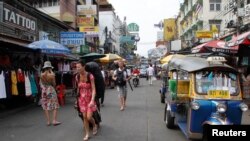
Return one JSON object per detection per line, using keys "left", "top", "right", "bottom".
{"left": 43, "top": 61, "right": 54, "bottom": 69}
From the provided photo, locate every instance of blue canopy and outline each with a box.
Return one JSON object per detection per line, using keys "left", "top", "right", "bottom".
{"left": 27, "top": 40, "right": 70, "bottom": 54}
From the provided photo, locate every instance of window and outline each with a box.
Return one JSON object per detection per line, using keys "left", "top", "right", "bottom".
{"left": 209, "top": 0, "right": 221, "bottom": 11}
{"left": 195, "top": 71, "right": 238, "bottom": 95}
{"left": 209, "top": 20, "right": 221, "bottom": 32}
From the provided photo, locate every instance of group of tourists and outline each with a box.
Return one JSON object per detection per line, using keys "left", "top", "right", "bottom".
{"left": 39, "top": 59, "right": 135, "bottom": 141}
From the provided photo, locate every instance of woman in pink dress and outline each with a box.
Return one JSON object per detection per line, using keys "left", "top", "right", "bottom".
{"left": 76, "top": 61, "right": 98, "bottom": 141}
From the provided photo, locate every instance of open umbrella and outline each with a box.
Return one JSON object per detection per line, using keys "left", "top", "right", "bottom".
{"left": 81, "top": 53, "right": 105, "bottom": 59}
{"left": 27, "top": 40, "right": 70, "bottom": 54}
{"left": 160, "top": 54, "right": 185, "bottom": 64}
{"left": 99, "top": 53, "right": 123, "bottom": 63}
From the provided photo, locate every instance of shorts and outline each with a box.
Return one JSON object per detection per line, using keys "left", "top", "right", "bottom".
{"left": 117, "top": 85, "right": 127, "bottom": 98}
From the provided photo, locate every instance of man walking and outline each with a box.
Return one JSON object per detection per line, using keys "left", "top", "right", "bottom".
{"left": 147, "top": 64, "right": 154, "bottom": 85}
{"left": 113, "top": 60, "right": 131, "bottom": 111}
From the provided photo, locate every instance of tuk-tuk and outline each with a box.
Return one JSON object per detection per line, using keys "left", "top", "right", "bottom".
{"left": 163, "top": 56, "right": 248, "bottom": 140}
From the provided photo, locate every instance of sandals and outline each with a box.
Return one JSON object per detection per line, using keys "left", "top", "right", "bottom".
{"left": 93, "top": 125, "right": 98, "bottom": 135}
{"left": 53, "top": 121, "right": 62, "bottom": 126}
{"left": 83, "top": 135, "right": 89, "bottom": 141}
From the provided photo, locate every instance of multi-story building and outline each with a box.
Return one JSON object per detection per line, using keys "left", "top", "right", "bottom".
{"left": 179, "top": 0, "right": 224, "bottom": 43}
{"left": 24, "top": 0, "right": 100, "bottom": 54}
{"left": 99, "top": 1, "right": 123, "bottom": 54}
{"left": 221, "top": 0, "right": 250, "bottom": 36}
{"left": 23, "top": 0, "right": 76, "bottom": 28}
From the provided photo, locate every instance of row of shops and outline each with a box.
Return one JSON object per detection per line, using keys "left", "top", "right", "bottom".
{"left": 0, "top": 0, "right": 78, "bottom": 110}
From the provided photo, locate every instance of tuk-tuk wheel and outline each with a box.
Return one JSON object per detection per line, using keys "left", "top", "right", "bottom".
{"left": 161, "top": 95, "right": 165, "bottom": 103}
{"left": 202, "top": 124, "right": 208, "bottom": 141}
{"left": 164, "top": 104, "right": 175, "bottom": 129}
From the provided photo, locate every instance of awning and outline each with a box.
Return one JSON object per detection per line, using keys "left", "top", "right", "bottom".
{"left": 191, "top": 40, "right": 238, "bottom": 54}
{"left": 236, "top": 31, "right": 250, "bottom": 45}
{"left": 226, "top": 31, "right": 250, "bottom": 46}
{"left": 0, "top": 36, "right": 38, "bottom": 52}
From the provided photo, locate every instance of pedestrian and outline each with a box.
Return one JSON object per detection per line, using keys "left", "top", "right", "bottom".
{"left": 147, "top": 63, "right": 154, "bottom": 85}
{"left": 40, "top": 61, "right": 61, "bottom": 126}
{"left": 76, "top": 60, "right": 98, "bottom": 141}
{"left": 112, "top": 60, "right": 131, "bottom": 111}
{"left": 100, "top": 65, "right": 105, "bottom": 106}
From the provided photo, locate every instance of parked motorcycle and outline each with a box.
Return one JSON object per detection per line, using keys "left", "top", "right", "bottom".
{"left": 132, "top": 74, "right": 140, "bottom": 87}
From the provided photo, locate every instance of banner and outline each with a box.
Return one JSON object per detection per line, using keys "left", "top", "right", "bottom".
{"left": 77, "top": 5, "right": 97, "bottom": 15}
{"left": 163, "top": 18, "right": 176, "bottom": 41}
{"left": 196, "top": 31, "right": 213, "bottom": 38}
{"left": 77, "top": 17, "right": 94, "bottom": 26}
{"left": 79, "top": 26, "right": 99, "bottom": 32}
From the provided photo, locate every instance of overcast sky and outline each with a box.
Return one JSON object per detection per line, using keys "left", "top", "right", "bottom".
{"left": 108, "top": 0, "right": 181, "bottom": 57}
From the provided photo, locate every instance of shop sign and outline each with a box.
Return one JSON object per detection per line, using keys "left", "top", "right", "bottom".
{"left": 1, "top": 3, "right": 37, "bottom": 32}
{"left": 77, "top": 17, "right": 94, "bottom": 26}
{"left": 77, "top": 5, "right": 97, "bottom": 16}
{"left": 163, "top": 18, "right": 176, "bottom": 41}
{"left": 60, "top": 32, "right": 85, "bottom": 46}
{"left": 79, "top": 26, "right": 99, "bottom": 32}
{"left": 196, "top": 31, "right": 213, "bottom": 38}
{"left": 85, "top": 32, "right": 99, "bottom": 37}
{"left": 120, "top": 36, "right": 134, "bottom": 44}
{"left": 127, "top": 23, "right": 139, "bottom": 32}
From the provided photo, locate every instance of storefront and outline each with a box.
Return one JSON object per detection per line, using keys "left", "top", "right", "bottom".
{"left": 0, "top": 0, "right": 76, "bottom": 109}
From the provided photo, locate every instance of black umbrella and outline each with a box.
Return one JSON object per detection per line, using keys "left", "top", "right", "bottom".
{"left": 80, "top": 53, "right": 106, "bottom": 62}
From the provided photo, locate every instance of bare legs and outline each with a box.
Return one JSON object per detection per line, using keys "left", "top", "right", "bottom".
{"left": 119, "top": 96, "right": 125, "bottom": 110}
{"left": 44, "top": 110, "right": 50, "bottom": 125}
{"left": 44, "top": 109, "right": 60, "bottom": 125}
{"left": 83, "top": 112, "right": 98, "bottom": 140}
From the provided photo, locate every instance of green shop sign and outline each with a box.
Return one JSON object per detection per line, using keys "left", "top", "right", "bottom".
{"left": 127, "top": 23, "right": 139, "bottom": 32}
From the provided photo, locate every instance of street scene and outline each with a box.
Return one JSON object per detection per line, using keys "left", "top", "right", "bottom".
{"left": 1, "top": 0, "right": 250, "bottom": 141}
{"left": 0, "top": 80, "right": 186, "bottom": 141}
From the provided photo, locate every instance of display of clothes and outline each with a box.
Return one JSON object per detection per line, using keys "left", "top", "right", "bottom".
{"left": 0, "top": 69, "right": 39, "bottom": 99}
{"left": 57, "top": 61, "right": 71, "bottom": 72}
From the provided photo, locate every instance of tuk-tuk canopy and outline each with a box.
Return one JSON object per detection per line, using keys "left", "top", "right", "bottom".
{"left": 168, "top": 56, "right": 236, "bottom": 72}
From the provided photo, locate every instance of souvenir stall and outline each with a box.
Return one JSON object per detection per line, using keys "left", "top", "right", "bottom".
{"left": 27, "top": 40, "right": 78, "bottom": 99}
{"left": 0, "top": 41, "right": 40, "bottom": 109}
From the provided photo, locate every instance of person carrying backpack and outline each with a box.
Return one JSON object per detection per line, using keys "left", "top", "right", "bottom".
{"left": 75, "top": 60, "right": 98, "bottom": 141}
{"left": 112, "top": 60, "right": 131, "bottom": 111}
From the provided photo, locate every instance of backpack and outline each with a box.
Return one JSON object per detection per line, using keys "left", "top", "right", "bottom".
{"left": 116, "top": 69, "right": 127, "bottom": 86}
{"left": 85, "top": 62, "right": 105, "bottom": 99}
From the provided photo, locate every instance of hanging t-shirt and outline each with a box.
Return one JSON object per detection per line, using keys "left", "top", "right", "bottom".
{"left": 11, "top": 71, "right": 18, "bottom": 95}
{"left": 30, "top": 74, "right": 38, "bottom": 96}
{"left": 0, "top": 71, "right": 7, "bottom": 99}
{"left": 25, "top": 73, "right": 32, "bottom": 96}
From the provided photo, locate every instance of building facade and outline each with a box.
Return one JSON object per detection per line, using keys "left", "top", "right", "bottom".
{"left": 179, "top": 0, "right": 224, "bottom": 43}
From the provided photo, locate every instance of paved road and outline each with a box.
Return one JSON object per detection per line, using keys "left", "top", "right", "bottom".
{"left": 0, "top": 79, "right": 249, "bottom": 141}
